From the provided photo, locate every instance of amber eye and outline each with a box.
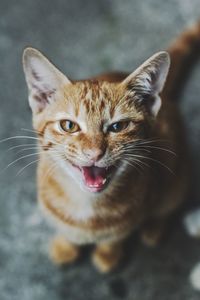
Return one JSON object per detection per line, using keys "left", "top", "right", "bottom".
{"left": 59, "top": 120, "right": 80, "bottom": 133}
{"left": 108, "top": 121, "right": 129, "bottom": 133}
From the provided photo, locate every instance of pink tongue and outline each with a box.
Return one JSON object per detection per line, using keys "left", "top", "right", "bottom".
{"left": 82, "top": 166, "right": 107, "bottom": 189}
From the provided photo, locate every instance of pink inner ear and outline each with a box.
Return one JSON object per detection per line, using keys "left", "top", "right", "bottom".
{"left": 31, "top": 69, "right": 41, "bottom": 81}
{"left": 32, "top": 85, "right": 56, "bottom": 113}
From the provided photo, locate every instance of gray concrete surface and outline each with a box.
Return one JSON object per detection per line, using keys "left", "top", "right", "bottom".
{"left": 0, "top": 0, "right": 200, "bottom": 299}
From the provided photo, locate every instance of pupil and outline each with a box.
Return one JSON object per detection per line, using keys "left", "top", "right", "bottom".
{"left": 68, "top": 121, "right": 73, "bottom": 129}
{"left": 113, "top": 123, "right": 120, "bottom": 131}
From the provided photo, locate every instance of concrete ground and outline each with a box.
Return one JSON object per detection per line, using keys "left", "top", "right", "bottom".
{"left": 0, "top": 0, "right": 200, "bottom": 299}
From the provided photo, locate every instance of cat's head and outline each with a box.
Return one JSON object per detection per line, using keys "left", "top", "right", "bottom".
{"left": 23, "top": 48, "right": 170, "bottom": 193}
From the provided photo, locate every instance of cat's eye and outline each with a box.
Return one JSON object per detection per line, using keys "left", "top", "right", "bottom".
{"left": 108, "top": 121, "right": 130, "bottom": 133}
{"left": 59, "top": 120, "right": 80, "bottom": 133}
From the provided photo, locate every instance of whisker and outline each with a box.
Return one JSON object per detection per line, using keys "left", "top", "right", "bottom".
{"left": 121, "top": 138, "right": 169, "bottom": 146}
{"left": 21, "top": 129, "right": 61, "bottom": 148}
{"left": 122, "top": 159, "right": 143, "bottom": 175}
{"left": 15, "top": 147, "right": 40, "bottom": 155}
{"left": 2, "top": 150, "right": 60, "bottom": 173}
{"left": 21, "top": 128, "right": 42, "bottom": 135}
{"left": 16, "top": 159, "right": 40, "bottom": 176}
{"left": 42, "top": 161, "right": 59, "bottom": 183}
{"left": 122, "top": 146, "right": 152, "bottom": 154}
{"left": 16, "top": 151, "right": 62, "bottom": 177}
{"left": 139, "top": 145, "right": 177, "bottom": 156}
{"left": 123, "top": 155, "right": 150, "bottom": 169}
{"left": 126, "top": 158, "right": 145, "bottom": 171}
{"left": 127, "top": 154, "right": 175, "bottom": 175}
{"left": 123, "top": 144, "right": 176, "bottom": 156}
{"left": 7, "top": 143, "right": 37, "bottom": 152}
{"left": 0, "top": 135, "right": 41, "bottom": 144}
{"left": 4, "top": 152, "right": 42, "bottom": 170}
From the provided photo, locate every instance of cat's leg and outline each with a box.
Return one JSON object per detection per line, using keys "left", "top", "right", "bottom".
{"left": 140, "top": 218, "right": 167, "bottom": 247}
{"left": 49, "top": 236, "right": 80, "bottom": 265}
{"left": 92, "top": 241, "right": 123, "bottom": 273}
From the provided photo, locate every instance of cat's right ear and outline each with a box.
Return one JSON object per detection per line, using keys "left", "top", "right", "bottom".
{"left": 23, "top": 47, "right": 71, "bottom": 114}
{"left": 121, "top": 52, "right": 170, "bottom": 117}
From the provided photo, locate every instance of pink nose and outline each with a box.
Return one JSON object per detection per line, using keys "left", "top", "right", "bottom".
{"left": 83, "top": 148, "right": 105, "bottom": 162}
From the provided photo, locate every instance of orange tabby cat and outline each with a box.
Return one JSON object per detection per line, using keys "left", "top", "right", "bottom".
{"left": 22, "top": 22, "right": 200, "bottom": 273}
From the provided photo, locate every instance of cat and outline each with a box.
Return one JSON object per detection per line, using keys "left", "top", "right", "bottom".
{"left": 22, "top": 22, "right": 200, "bottom": 273}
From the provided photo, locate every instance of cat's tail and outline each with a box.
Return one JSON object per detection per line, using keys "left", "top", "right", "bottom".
{"left": 162, "top": 21, "right": 200, "bottom": 100}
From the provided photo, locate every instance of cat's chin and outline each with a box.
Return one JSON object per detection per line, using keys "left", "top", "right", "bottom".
{"left": 80, "top": 183, "right": 108, "bottom": 193}
{"left": 71, "top": 164, "right": 115, "bottom": 193}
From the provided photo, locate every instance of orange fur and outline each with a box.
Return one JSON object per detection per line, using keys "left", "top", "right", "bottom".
{"left": 22, "top": 22, "right": 200, "bottom": 272}
{"left": 50, "top": 236, "right": 80, "bottom": 264}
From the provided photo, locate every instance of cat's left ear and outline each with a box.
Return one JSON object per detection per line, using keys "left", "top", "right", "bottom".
{"left": 23, "top": 47, "right": 71, "bottom": 114}
{"left": 122, "top": 51, "right": 170, "bottom": 117}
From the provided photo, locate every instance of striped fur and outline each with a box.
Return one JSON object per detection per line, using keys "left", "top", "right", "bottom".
{"left": 22, "top": 22, "right": 200, "bottom": 272}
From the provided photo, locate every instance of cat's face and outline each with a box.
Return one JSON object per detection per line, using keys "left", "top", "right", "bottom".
{"left": 33, "top": 81, "right": 146, "bottom": 192}
{"left": 23, "top": 48, "right": 170, "bottom": 193}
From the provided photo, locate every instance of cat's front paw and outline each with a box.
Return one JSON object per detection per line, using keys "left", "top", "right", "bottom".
{"left": 49, "top": 236, "right": 80, "bottom": 265}
{"left": 92, "top": 243, "right": 122, "bottom": 273}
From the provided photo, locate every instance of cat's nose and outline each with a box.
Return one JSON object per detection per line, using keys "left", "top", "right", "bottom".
{"left": 83, "top": 148, "right": 105, "bottom": 162}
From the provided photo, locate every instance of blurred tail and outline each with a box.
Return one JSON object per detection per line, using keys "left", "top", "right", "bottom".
{"left": 162, "top": 21, "right": 200, "bottom": 100}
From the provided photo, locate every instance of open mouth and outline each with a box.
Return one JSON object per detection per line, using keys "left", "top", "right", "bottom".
{"left": 73, "top": 165, "right": 114, "bottom": 193}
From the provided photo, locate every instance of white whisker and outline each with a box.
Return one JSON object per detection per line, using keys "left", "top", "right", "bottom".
{"left": 0, "top": 135, "right": 41, "bottom": 144}
{"left": 123, "top": 154, "right": 150, "bottom": 169}
{"left": 2, "top": 150, "right": 60, "bottom": 173}
{"left": 126, "top": 153, "right": 175, "bottom": 175}
{"left": 7, "top": 143, "right": 37, "bottom": 152}
{"left": 16, "top": 147, "right": 40, "bottom": 155}
{"left": 123, "top": 144, "right": 176, "bottom": 156}
{"left": 139, "top": 145, "right": 176, "bottom": 156}
{"left": 21, "top": 128, "right": 41, "bottom": 135}
{"left": 122, "top": 159, "right": 143, "bottom": 174}
{"left": 16, "top": 159, "right": 40, "bottom": 176}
